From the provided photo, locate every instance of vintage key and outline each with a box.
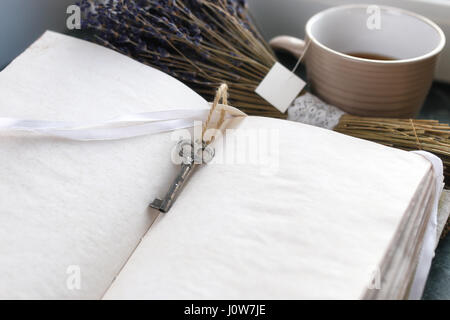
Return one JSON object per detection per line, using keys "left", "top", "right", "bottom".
{"left": 150, "top": 139, "right": 214, "bottom": 213}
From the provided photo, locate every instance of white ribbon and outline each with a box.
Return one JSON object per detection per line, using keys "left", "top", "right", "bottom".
{"left": 0, "top": 109, "right": 211, "bottom": 141}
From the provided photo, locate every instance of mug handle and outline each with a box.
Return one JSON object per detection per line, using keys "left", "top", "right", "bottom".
{"left": 269, "top": 35, "right": 306, "bottom": 58}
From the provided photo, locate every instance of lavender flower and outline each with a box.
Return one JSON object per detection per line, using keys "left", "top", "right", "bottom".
{"left": 79, "top": 0, "right": 282, "bottom": 118}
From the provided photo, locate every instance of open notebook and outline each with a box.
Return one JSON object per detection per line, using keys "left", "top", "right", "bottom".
{"left": 0, "top": 31, "right": 442, "bottom": 299}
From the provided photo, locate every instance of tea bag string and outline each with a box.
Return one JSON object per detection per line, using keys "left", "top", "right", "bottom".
{"left": 291, "top": 39, "right": 312, "bottom": 74}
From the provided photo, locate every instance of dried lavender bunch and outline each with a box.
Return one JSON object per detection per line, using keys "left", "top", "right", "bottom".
{"left": 79, "top": 0, "right": 282, "bottom": 118}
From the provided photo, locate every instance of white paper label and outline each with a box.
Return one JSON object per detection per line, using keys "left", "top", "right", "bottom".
{"left": 255, "top": 62, "right": 306, "bottom": 114}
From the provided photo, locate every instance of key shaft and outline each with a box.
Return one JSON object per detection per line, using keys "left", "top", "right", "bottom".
{"left": 151, "top": 162, "right": 197, "bottom": 213}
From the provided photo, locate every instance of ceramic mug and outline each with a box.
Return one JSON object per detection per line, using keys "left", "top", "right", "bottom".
{"left": 270, "top": 4, "right": 446, "bottom": 118}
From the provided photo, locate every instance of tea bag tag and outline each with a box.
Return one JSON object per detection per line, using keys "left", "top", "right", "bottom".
{"left": 255, "top": 62, "right": 306, "bottom": 114}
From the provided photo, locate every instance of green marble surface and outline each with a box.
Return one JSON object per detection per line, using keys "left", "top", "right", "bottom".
{"left": 423, "top": 234, "right": 450, "bottom": 299}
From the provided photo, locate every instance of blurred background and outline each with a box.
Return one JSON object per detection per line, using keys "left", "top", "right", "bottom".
{"left": 1, "top": 0, "right": 448, "bottom": 121}
{"left": 248, "top": 0, "right": 450, "bottom": 82}
{"left": 0, "top": 0, "right": 74, "bottom": 69}
{"left": 1, "top": 0, "right": 450, "bottom": 81}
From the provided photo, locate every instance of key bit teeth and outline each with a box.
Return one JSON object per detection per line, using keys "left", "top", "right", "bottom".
{"left": 150, "top": 198, "right": 163, "bottom": 210}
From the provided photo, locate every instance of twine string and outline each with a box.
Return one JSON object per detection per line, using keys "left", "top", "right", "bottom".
{"left": 291, "top": 39, "right": 311, "bottom": 74}
{"left": 202, "top": 83, "right": 229, "bottom": 144}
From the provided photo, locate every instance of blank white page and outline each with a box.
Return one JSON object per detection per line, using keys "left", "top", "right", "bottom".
{"left": 0, "top": 31, "right": 208, "bottom": 299}
{"left": 104, "top": 116, "right": 431, "bottom": 299}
